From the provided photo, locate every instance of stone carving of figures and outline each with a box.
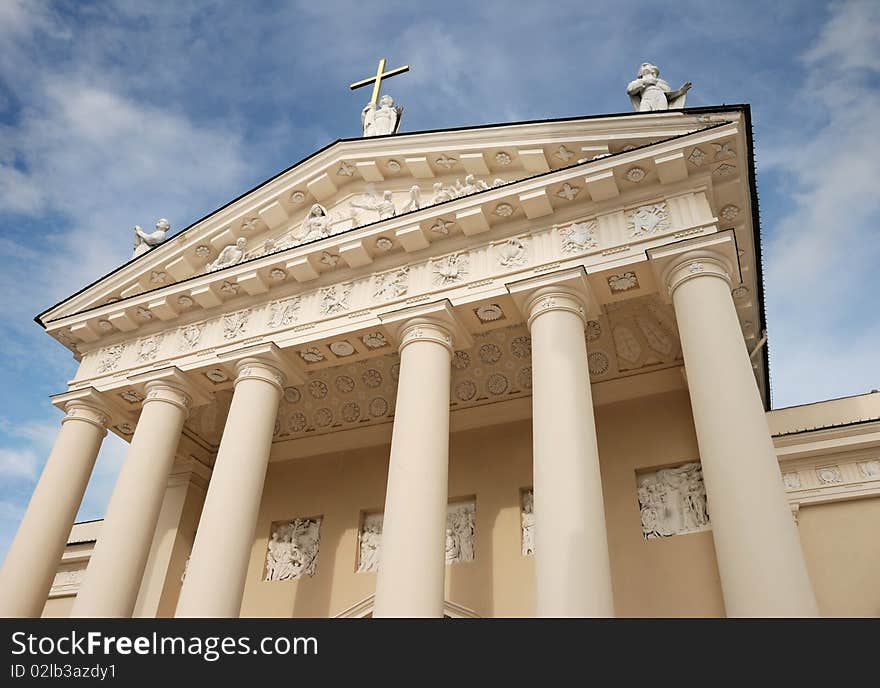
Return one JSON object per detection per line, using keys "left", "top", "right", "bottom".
{"left": 401, "top": 185, "right": 421, "bottom": 213}
{"left": 521, "top": 490, "right": 535, "bottom": 556}
{"left": 294, "top": 204, "right": 332, "bottom": 242}
{"left": 351, "top": 190, "right": 396, "bottom": 221}
{"left": 445, "top": 528, "right": 461, "bottom": 564}
{"left": 627, "top": 63, "right": 692, "bottom": 112}
{"left": 457, "top": 174, "right": 489, "bottom": 196}
{"left": 358, "top": 516, "right": 383, "bottom": 573}
{"left": 361, "top": 94, "right": 402, "bottom": 137}
{"left": 132, "top": 218, "right": 170, "bottom": 257}
{"left": 637, "top": 462, "right": 708, "bottom": 539}
{"left": 445, "top": 502, "right": 475, "bottom": 564}
{"left": 432, "top": 182, "right": 455, "bottom": 204}
{"left": 206, "top": 237, "right": 246, "bottom": 272}
{"left": 265, "top": 518, "right": 321, "bottom": 581}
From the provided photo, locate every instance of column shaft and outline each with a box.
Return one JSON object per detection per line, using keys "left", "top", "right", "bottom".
{"left": 669, "top": 256, "right": 818, "bottom": 616}
{"left": 72, "top": 382, "right": 190, "bottom": 617}
{"left": 373, "top": 322, "right": 453, "bottom": 618}
{"left": 175, "top": 360, "right": 283, "bottom": 617}
{"left": 528, "top": 289, "right": 615, "bottom": 617}
{"left": 0, "top": 403, "right": 107, "bottom": 617}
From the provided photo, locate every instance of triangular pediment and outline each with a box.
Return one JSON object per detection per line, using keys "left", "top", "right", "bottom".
{"left": 38, "top": 107, "right": 739, "bottom": 333}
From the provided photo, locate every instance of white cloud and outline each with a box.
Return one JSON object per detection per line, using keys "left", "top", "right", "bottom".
{"left": 761, "top": 0, "right": 880, "bottom": 407}
{"left": 0, "top": 447, "right": 38, "bottom": 480}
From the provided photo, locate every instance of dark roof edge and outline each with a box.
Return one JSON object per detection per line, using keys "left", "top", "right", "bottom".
{"left": 35, "top": 103, "right": 750, "bottom": 327}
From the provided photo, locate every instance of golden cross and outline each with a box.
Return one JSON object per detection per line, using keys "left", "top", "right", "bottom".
{"left": 350, "top": 57, "right": 410, "bottom": 106}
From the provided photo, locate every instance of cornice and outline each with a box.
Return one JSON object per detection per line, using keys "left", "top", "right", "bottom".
{"left": 38, "top": 117, "right": 740, "bottom": 329}
{"left": 43, "top": 123, "right": 738, "bottom": 347}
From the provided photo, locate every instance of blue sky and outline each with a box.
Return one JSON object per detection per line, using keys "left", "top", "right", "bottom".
{"left": 0, "top": 0, "right": 878, "bottom": 560}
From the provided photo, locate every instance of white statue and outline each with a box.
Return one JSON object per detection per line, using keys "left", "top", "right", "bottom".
{"left": 294, "top": 204, "right": 332, "bottom": 242}
{"left": 401, "top": 185, "right": 421, "bottom": 213}
{"left": 432, "top": 182, "right": 455, "bottom": 204}
{"left": 132, "top": 218, "right": 170, "bottom": 257}
{"left": 627, "top": 63, "right": 692, "bottom": 112}
{"left": 206, "top": 237, "right": 246, "bottom": 272}
{"left": 361, "top": 94, "right": 402, "bottom": 137}
{"left": 351, "top": 189, "right": 396, "bottom": 220}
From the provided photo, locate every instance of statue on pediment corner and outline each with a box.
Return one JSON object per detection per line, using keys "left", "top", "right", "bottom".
{"left": 627, "top": 63, "right": 692, "bottom": 112}
{"left": 361, "top": 94, "right": 402, "bottom": 137}
{"left": 132, "top": 218, "right": 170, "bottom": 257}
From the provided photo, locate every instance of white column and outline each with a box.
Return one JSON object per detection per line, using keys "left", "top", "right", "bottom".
{"left": 176, "top": 359, "right": 284, "bottom": 618}
{"left": 518, "top": 278, "right": 615, "bottom": 617}
{"left": 660, "top": 249, "right": 818, "bottom": 616}
{"left": 0, "top": 396, "right": 108, "bottom": 617}
{"left": 72, "top": 380, "right": 192, "bottom": 617}
{"left": 373, "top": 319, "right": 454, "bottom": 618}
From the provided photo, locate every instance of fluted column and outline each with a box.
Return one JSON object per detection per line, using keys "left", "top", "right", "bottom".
{"left": 176, "top": 359, "right": 284, "bottom": 617}
{"left": 373, "top": 319, "right": 454, "bottom": 618}
{"left": 515, "top": 274, "right": 615, "bottom": 617}
{"left": 659, "top": 247, "right": 818, "bottom": 616}
{"left": 72, "top": 381, "right": 192, "bottom": 617}
{"left": 0, "top": 396, "right": 108, "bottom": 617}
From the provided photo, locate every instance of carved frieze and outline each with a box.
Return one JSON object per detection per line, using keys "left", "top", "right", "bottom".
{"left": 357, "top": 513, "right": 383, "bottom": 573}
{"left": 521, "top": 489, "right": 534, "bottom": 556}
{"left": 432, "top": 253, "right": 469, "bottom": 286}
{"left": 446, "top": 499, "right": 476, "bottom": 564}
{"left": 627, "top": 202, "right": 670, "bottom": 237}
{"left": 637, "top": 462, "right": 710, "bottom": 539}
{"left": 268, "top": 297, "right": 301, "bottom": 329}
{"left": 559, "top": 220, "right": 597, "bottom": 253}
{"left": 222, "top": 310, "right": 249, "bottom": 340}
{"left": 264, "top": 517, "right": 322, "bottom": 581}
{"left": 373, "top": 268, "right": 409, "bottom": 301}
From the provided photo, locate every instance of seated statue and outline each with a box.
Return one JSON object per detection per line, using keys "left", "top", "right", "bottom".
{"left": 206, "top": 237, "right": 246, "bottom": 272}
{"left": 627, "top": 63, "right": 692, "bottom": 111}
{"left": 293, "top": 204, "right": 332, "bottom": 242}
{"left": 132, "top": 218, "right": 170, "bottom": 257}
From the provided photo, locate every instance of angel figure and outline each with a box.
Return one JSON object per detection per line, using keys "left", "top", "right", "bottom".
{"left": 627, "top": 63, "right": 692, "bottom": 112}
{"left": 132, "top": 218, "right": 170, "bottom": 257}
{"left": 293, "top": 203, "right": 333, "bottom": 242}
{"left": 457, "top": 174, "right": 488, "bottom": 196}
{"left": 361, "top": 94, "right": 402, "bottom": 137}
{"left": 351, "top": 189, "right": 396, "bottom": 220}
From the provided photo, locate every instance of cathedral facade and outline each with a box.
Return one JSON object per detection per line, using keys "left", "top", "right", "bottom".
{"left": 2, "top": 96, "right": 879, "bottom": 618}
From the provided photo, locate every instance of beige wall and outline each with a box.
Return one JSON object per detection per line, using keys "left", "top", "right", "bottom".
{"left": 238, "top": 389, "right": 727, "bottom": 618}
{"left": 798, "top": 498, "right": 880, "bottom": 617}
{"left": 43, "top": 390, "right": 880, "bottom": 618}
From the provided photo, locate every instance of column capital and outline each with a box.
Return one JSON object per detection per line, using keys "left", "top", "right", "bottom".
{"left": 143, "top": 380, "right": 193, "bottom": 416}
{"left": 506, "top": 266, "right": 597, "bottom": 329}
{"left": 234, "top": 358, "right": 286, "bottom": 391}
{"left": 129, "top": 367, "right": 211, "bottom": 408}
{"left": 379, "top": 299, "right": 473, "bottom": 352}
{"left": 217, "top": 342, "right": 305, "bottom": 386}
{"left": 647, "top": 230, "right": 740, "bottom": 301}
{"left": 52, "top": 387, "right": 111, "bottom": 433}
